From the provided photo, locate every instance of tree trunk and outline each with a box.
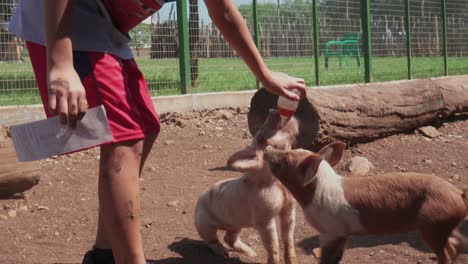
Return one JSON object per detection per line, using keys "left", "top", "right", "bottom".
{"left": 0, "top": 141, "right": 41, "bottom": 198}
{"left": 248, "top": 76, "right": 468, "bottom": 151}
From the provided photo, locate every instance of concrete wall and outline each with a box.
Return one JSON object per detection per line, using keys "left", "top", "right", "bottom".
{"left": 0, "top": 90, "right": 256, "bottom": 127}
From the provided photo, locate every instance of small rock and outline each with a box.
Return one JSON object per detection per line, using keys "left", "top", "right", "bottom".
{"left": 394, "top": 165, "right": 408, "bottom": 172}
{"left": 345, "top": 156, "right": 374, "bottom": 176}
{"left": 7, "top": 210, "right": 17, "bottom": 218}
{"left": 167, "top": 200, "right": 179, "bottom": 207}
{"left": 312, "top": 248, "right": 321, "bottom": 258}
{"left": 37, "top": 206, "right": 49, "bottom": 211}
{"left": 423, "top": 159, "right": 432, "bottom": 164}
{"left": 0, "top": 214, "right": 8, "bottom": 220}
{"left": 96, "top": 155, "right": 101, "bottom": 161}
{"left": 18, "top": 205, "right": 28, "bottom": 212}
{"left": 164, "top": 140, "right": 175, "bottom": 146}
{"left": 452, "top": 174, "right": 460, "bottom": 181}
{"left": 198, "top": 131, "right": 206, "bottom": 136}
{"left": 54, "top": 231, "right": 60, "bottom": 236}
{"left": 242, "top": 131, "right": 252, "bottom": 139}
{"left": 202, "top": 145, "right": 211, "bottom": 149}
{"left": 417, "top": 126, "right": 441, "bottom": 138}
{"left": 219, "top": 111, "right": 233, "bottom": 120}
{"left": 175, "top": 119, "right": 186, "bottom": 128}
{"left": 214, "top": 126, "right": 223, "bottom": 131}
{"left": 451, "top": 161, "right": 457, "bottom": 167}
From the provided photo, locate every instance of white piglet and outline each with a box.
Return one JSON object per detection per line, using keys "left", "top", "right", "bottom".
{"left": 194, "top": 110, "right": 299, "bottom": 264}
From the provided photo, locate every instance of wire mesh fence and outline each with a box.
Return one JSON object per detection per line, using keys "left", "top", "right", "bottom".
{"left": 256, "top": 0, "right": 315, "bottom": 85}
{"left": 0, "top": 0, "right": 468, "bottom": 106}
{"left": 1, "top": 0, "right": 40, "bottom": 106}
{"left": 446, "top": 0, "right": 468, "bottom": 75}
{"left": 318, "top": 0, "right": 363, "bottom": 85}
{"left": 371, "top": 0, "right": 407, "bottom": 82}
{"left": 186, "top": 0, "right": 256, "bottom": 93}
{"left": 410, "top": 0, "right": 444, "bottom": 79}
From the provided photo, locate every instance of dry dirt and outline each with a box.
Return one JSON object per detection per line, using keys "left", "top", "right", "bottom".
{"left": 0, "top": 108, "right": 467, "bottom": 264}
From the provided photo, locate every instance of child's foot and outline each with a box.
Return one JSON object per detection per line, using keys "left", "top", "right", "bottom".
{"left": 82, "top": 246, "right": 114, "bottom": 264}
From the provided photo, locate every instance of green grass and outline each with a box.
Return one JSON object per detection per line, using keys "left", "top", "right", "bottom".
{"left": 1, "top": 56, "right": 467, "bottom": 106}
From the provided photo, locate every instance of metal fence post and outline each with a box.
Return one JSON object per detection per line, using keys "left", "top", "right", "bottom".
{"left": 405, "top": 0, "right": 412, "bottom": 80}
{"left": 361, "top": 0, "right": 372, "bottom": 83}
{"left": 177, "top": 0, "right": 191, "bottom": 94}
{"left": 253, "top": 0, "right": 260, "bottom": 89}
{"left": 441, "top": 0, "right": 448, "bottom": 76}
{"left": 313, "top": 0, "right": 320, "bottom": 86}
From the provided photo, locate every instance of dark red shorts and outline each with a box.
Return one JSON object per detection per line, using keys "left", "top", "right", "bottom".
{"left": 26, "top": 41, "right": 161, "bottom": 144}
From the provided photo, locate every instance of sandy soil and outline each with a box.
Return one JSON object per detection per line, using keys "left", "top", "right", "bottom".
{"left": 0, "top": 108, "right": 467, "bottom": 264}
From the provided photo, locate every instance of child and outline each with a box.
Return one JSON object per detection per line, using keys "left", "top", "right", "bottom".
{"left": 8, "top": 1, "right": 306, "bottom": 263}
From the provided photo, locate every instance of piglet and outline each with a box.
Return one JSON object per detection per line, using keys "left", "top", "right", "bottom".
{"left": 194, "top": 110, "right": 299, "bottom": 264}
{"left": 264, "top": 142, "right": 468, "bottom": 264}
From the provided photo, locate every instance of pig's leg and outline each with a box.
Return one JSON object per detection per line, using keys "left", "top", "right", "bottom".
{"left": 319, "top": 234, "right": 347, "bottom": 264}
{"left": 256, "top": 219, "right": 280, "bottom": 264}
{"left": 224, "top": 229, "right": 257, "bottom": 257}
{"left": 419, "top": 226, "right": 453, "bottom": 264}
{"left": 196, "top": 219, "right": 228, "bottom": 257}
{"left": 447, "top": 229, "right": 468, "bottom": 263}
{"left": 280, "top": 201, "right": 298, "bottom": 264}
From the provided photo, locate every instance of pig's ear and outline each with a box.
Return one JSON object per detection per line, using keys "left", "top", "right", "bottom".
{"left": 317, "top": 141, "right": 346, "bottom": 167}
{"left": 300, "top": 155, "right": 323, "bottom": 186}
{"left": 227, "top": 145, "right": 261, "bottom": 171}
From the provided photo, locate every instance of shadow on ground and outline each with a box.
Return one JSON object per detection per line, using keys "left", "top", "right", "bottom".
{"left": 148, "top": 238, "right": 259, "bottom": 264}
{"left": 298, "top": 221, "right": 468, "bottom": 255}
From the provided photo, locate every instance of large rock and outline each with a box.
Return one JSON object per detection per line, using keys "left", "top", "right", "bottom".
{"left": 417, "top": 126, "right": 441, "bottom": 138}
{"left": 345, "top": 156, "right": 374, "bottom": 176}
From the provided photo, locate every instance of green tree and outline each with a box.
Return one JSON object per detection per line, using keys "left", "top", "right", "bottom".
{"left": 129, "top": 23, "right": 152, "bottom": 57}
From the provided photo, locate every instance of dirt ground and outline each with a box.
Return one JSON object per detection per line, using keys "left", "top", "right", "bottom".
{"left": 0, "top": 108, "right": 467, "bottom": 264}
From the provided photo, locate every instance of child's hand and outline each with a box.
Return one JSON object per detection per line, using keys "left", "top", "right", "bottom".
{"left": 261, "top": 70, "right": 306, "bottom": 101}
{"left": 47, "top": 67, "right": 88, "bottom": 128}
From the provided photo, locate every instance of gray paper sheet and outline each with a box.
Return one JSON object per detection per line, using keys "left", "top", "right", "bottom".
{"left": 10, "top": 105, "right": 113, "bottom": 162}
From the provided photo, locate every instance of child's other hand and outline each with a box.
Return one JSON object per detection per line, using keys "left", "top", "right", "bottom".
{"left": 261, "top": 70, "right": 306, "bottom": 101}
{"left": 47, "top": 67, "right": 88, "bottom": 128}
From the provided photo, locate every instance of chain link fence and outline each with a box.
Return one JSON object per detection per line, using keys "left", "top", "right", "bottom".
{"left": 1, "top": 0, "right": 467, "bottom": 106}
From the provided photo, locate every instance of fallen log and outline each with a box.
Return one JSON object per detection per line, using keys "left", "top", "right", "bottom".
{"left": 0, "top": 127, "right": 40, "bottom": 198}
{"left": 248, "top": 76, "right": 468, "bottom": 150}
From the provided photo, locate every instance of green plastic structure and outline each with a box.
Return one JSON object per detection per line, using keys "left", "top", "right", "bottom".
{"left": 324, "top": 32, "right": 361, "bottom": 69}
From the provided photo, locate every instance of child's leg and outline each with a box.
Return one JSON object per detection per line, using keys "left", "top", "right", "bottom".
{"left": 95, "top": 133, "right": 158, "bottom": 250}
{"left": 98, "top": 139, "right": 146, "bottom": 264}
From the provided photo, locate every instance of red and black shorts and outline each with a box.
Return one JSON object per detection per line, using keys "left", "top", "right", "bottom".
{"left": 26, "top": 41, "right": 161, "bottom": 144}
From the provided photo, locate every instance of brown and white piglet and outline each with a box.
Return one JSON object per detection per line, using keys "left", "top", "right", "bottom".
{"left": 264, "top": 142, "right": 468, "bottom": 264}
{"left": 194, "top": 110, "right": 299, "bottom": 264}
